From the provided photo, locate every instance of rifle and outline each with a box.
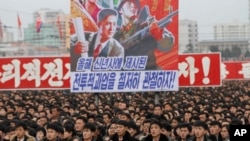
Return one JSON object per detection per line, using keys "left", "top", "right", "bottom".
{"left": 120, "top": 6, "right": 178, "bottom": 49}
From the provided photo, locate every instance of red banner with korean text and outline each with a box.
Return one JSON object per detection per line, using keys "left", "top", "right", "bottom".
{"left": 179, "top": 53, "right": 221, "bottom": 87}
{"left": 0, "top": 57, "right": 70, "bottom": 90}
{"left": 222, "top": 61, "right": 250, "bottom": 80}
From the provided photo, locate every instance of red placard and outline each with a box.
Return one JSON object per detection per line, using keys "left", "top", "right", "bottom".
{"left": 0, "top": 57, "right": 70, "bottom": 90}
{"left": 222, "top": 61, "right": 250, "bottom": 80}
{"left": 179, "top": 53, "right": 221, "bottom": 87}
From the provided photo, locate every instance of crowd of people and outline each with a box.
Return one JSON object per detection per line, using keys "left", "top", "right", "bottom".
{"left": 0, "top": 80, "right": 250, "bottom": 141}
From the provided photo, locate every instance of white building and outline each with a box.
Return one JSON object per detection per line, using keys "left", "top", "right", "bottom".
{"left": 199, "top": 39, "right": 250, "bottom": 54}
{"left": 0, "top": 20, "right": 14, "bottom": 43}
{"left": 2, "top": 30, "right": 14, "bottom": 43}
{"left": 24, "top": 9, "right": 68, "bottom": 49}
{"left": 33, "top": 9, "right": 65, "bottom": 24}
{"left": 200, "top": 21, "right": 250, "bottom": 59}
{"left": 249, "top": 0, "right": 250, "bottom": 22}
{"left": 214, "top": 21, "right": 250, "bottom": 40}
{"left": 179, "top": 19, "right": 198, "bottom": 53}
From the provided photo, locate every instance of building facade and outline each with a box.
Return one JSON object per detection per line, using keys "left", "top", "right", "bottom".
{"left": 24, "top": 9, "right": 68, "bottom": 49}
{"left": 214, "top": 21, "right": 250, "bottom": 40}
{"left": 199, "top": 39, "right": 250, "bottom": 60}
{"left": 179, "top": 19, "right": 198, "bottom": 53}
{"left": 0, "top": 20, "right": 14, "bottom": 43}
{"left": 249, "top": 0, "right": 250, "bottom": 22}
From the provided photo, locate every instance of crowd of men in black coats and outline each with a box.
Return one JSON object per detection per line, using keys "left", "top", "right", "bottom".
{"left": 0, "top": 80, "right": 249, "bottom": 141}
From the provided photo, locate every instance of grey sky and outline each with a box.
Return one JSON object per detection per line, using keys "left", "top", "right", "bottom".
{"left": 179, "top": 0, "right": 249, "bottom": 40}
{"left": 0, "top": 0, "right": 69, "bottom": 29}
{"left": 0, "top": 0, "right": 249, "bottom": 41}
{"left": 0, "top": 0, "right": 69, "bottom": 40}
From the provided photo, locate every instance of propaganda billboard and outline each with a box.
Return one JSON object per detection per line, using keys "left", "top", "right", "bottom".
{"left": 179, "top": 53, "right": 222, "bottom": 87}
{"left": 70, "top": 0, "right": 179, "bottom": 92}
{"left": 0, "top": 57, "right": 70, "bottom": 90}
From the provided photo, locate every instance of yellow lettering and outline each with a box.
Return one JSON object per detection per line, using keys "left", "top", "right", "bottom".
{"left": 151, "top": 0, "right": 158, "bottom": 11}
{"left": 164, "top": 0, "right": 171, "bottom": 11}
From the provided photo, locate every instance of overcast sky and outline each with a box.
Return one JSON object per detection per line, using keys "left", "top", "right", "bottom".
{"left": 0, "top": 0, "right": 249, "bottom": 41}
{"left": 180, "top": 0, "right": 249, "bottom": 40}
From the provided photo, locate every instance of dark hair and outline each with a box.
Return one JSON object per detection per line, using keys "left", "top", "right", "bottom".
{"left": 184, "top": 111, "right": 192, "bottom": 114}
{"left": 199, "top": 112, "right": 209, "bottom": 118}
{"left": 116, "top": 120, "right": 128, "bottom": 127}
{"left": 36, "top": 126, "right": 46, "bottom": 136}
{"left": 179, "top": 122, "right": 192, "bottom": 132}
{"left": 83, "top": 123, "right": 96, "bottom": 132}
{"left": 87, "top": 114, "right": 96, "bottom": 120}
{"left": 127, "top": 121, "right": 139, "bottom": 131}
{"left": 150, "top": 119, "right": 162, "bottom": 129}
{"left": 76, "top": 116, "right": 88, "bottom": 124}
{"left": 15, "top": 120, "right": 28, "bottom": 130}
{"left": 143, "top": 119, "right": 151, "bottom": 125}
{"left": 0, "top": 124, "right": 6, "bottom": 133}
{"left": 221, "top": 125, "right": 230, "bottom": 132}
{"left": 210, "top": 121, "right": 222, "bottom": 128}
{"left": 230, "top": 118, "right": 242, "bottom": 125}
{"left": 172, "top": 116, "right": 182, "bottom": 123}
{"left": 193, "top": 121, "right": 208, "bottom": 130}
{"left": 154, "top": 104, "right": 162, "bottom": 109}
{"left": 46, "top": 122, "right": 59, "bottom": 132}
{"left": 51, "top": 105, "right": 61, "bottom": 112}
{"left": 97, "top": 9, "right": 118, "bottom": 23}
{"left": 5, "top": 126, "right": 15, "bottom": 134}
{"left": 64, "top": 121, "right": 76, "bottom": 135}
{"left": 117, "top": 0, "right": 140, "bottom": 13}
{"left": 103, "top": 113, "right": 112, "bottom": 119}
{"left": 28, "top": 127, "right": 36, "bottom": 137}
{"left": 161, "top": 122, "right": 172, "bottom": 132}
{"left": 120, "top": 112, "right": 131, "bottom": 120}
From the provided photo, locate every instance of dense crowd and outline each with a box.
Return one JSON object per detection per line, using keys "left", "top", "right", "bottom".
{"left": 0, "top": 81, "right": 250, "bottom": 141}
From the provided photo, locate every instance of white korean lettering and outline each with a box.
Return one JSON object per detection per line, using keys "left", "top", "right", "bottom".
{"left": 20, "top": 59, "right": 41, "bottom": 87}
{"left": 0, "top": 59, "right": 21, "bottom": 87}
{"left": 239, "top": 63, "right": 250, "bottom": 79}
{"left": 41, "top": 58, "right": 63, "bottom": 86}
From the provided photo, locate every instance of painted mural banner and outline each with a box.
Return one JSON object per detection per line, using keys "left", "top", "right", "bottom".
{"left": 70, "top": 0, "right": 179, "bottom": 92}
{"left": 179, "top": 53, "right": 222, "bottom": 87}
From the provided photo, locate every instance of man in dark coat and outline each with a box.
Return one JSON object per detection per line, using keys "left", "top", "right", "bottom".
{"left": 191, "top": 121, "right": 212, "bottom": 141}
{"left": 142, "top": 119, "right": 169, "bottom": 141}
{"left": 208, "top": 121, "right": 223, "bottom": 141}
{"left": 110, "top": 120, "right": 138, "bottom": 141}
{"left": 10, "top": 121, "right": 35, "bottom": 141}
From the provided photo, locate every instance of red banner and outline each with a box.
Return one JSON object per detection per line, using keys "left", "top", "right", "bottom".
{"left": 0, "top": 57, "right": 70, "bottom": 90}
{"left": 179, "top": 53, "right": 221, "bottom": 87}
{"left": 222, "top": 61, "right": 250, "bottom": 80}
